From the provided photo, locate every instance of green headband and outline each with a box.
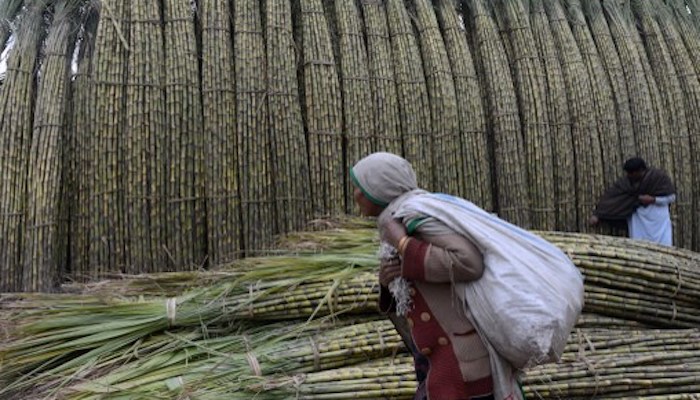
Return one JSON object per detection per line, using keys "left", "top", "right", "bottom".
{"left": 349, "top": 168, "right": 389, "bottom": 207}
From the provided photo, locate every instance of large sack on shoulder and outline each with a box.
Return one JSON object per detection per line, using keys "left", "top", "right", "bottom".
{"left": 395, "top": 193, "right": 584, "bottom": 369}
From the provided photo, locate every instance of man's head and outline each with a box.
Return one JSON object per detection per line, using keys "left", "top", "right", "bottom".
{"left": 623, "top": 157, "right": 647, "bottom": 182}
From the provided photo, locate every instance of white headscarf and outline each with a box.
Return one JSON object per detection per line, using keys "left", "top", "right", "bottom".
{"left": 350, "top": 152, "right": 418, "bottom": 207}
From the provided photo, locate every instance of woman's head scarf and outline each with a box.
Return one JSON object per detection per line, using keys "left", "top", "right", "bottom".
{"left": 350, "top": 152, "right": 418, "bottom": 207}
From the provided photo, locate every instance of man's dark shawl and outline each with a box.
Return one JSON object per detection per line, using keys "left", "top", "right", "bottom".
{"left": 594, "top": 168, "right": 676, "bottom": 221}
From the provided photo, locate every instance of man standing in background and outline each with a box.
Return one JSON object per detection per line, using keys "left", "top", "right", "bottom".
{"left": 589, "top": 157, "right": 676, "bottom": 246}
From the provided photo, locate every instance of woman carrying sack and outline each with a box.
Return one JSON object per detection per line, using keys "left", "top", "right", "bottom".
{"left": 350, "top": 152, "right": 584, "bottom": 400}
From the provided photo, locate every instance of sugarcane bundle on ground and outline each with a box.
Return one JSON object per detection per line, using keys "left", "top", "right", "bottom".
{"left": 52, "top": 228, "right": 700, "bottom": 328}
{"left": 245, "top": 328, "right": 700, "bottom": 400}
{"left": 539, "top": 232, "right": 700, "bottom": 327}
{"left": 523, "top": 328, "right": 700, "bottom": 398}
{"left": 4, "top": 227, "right": 700, "bottom": 398}
{"left": 3, "top": 318, "right": 403, "bottom": 399}
{"left": 0, "top": 252, "right": 380, "bottom": 393}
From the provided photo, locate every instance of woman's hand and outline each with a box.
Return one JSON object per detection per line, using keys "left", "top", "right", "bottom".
{"left": 379, "top": 258, "right": 402, "bottom": 286}
{"left": 380, "top": 218, "right": 407, "bottom": 248}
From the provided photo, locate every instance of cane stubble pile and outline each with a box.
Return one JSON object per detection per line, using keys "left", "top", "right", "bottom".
{"left": 1, "top": 222, "right": 700, "bottom": 398}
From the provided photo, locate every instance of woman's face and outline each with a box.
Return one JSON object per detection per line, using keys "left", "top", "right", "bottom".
{"left": 353, "top": 186, "right": 383, "bottom": 217}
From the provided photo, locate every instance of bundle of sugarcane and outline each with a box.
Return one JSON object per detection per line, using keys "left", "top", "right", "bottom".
{"left": 573, "top": 313, "right": 652, "bottom": 330}
{"left": 0, "top": 0, "right": 50, "bottom": 292}
{"left": 434, "top": 0, "right": 492, "bottom": 211}
{"left": 200, "top": 0, "right": 240, "bottom": 265}
{"left": 0, "top": 319, "right": 280, "bottom": 398}
{"left": 625, "top": 0, "right": 675, "bottom": 176}
{"left": 276, "top": 228, "right": 377, "bottom": 253}
{"left": 245, "top": 328, "right": 700, "bottom": 399}
{"left": 58, "top": 226, "right": 700, "bottom": 317}
{"left": 334, "top": 0, "right": 375, "bottom": 212}
{"left": 235, "top": 0, "right": 276, "bottom": 254}
{"left": 162, "top": 0, "right": 206, "bottom": 269}
{"left": 266, "top": 0, "right": 312, "bottom": 234}
{"left": 0, "top": 252, "right": 380, "bottom": 388}
{"left": 544, "top": 0, "right": 602, "bottom": 233}
{"left": 463, "top": 0, "right": 530, "bottom": 227}
{"left": 494, "top": 0, "right": 554, "bottom": 231}
{"left": 528, "top": 0, "right": 576, "bottom": 232}
{"left": 540, "top": 232, "right": 700, "bottom": 327}
{"left": 658, "top": 0, "right": 700, "bottom": 252}
{"left": 5, "top": 226, "right": 700, "bottom": 398}
{"left": 411, "top": 0, "right": 461, "bottom": 196}
{"left": 298, "top": 0, "right": 344, "bottom": 216}
{"left": 76, "top": 0, "right": 129, "bottom": 279}
{"left": 385, "top": 0, "right": 433, "bottom": 190}
{"left": 360, "top": 0, "right": 402, "bottom": 156}
{"left": 5, "top": 318, "right": 402, "bottom": 399}
{"left": 564, "top": 0, "right": 621, "bottom": 193}
{"left": 69, "top": 2, "right": 99, "bottom": 278}
{"left": 23, "top": 0, "right": 84, "bottom": 292}
{"left": 630, "top": 0, "right": 695, "bottom": 251}
{"left": 523, "top": 330, "right": 700, "bottom": 398}
{"left": 64, "top": 269, "right": 380, "bottom": 320}
{"left": 581, "top": 0, "right": 635, "bottom": 161}
{"left": 602, "top": 0, "right": 661, "bottom": 169}
{"left": 125, "top": 0, "right": 167, "bottom": 272}
{"left": 243, "top": 355, "right": 417, "bottom": 400}
{"left": 59, "top": 230, "right": 378, "bottom": 297}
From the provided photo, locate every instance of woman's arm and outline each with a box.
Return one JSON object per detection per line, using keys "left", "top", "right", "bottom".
{"left": 401, "top": 234, "right": 484, "bottom": 283}
{"left": 379, "top": 217, "right": 484, "bottom": 284}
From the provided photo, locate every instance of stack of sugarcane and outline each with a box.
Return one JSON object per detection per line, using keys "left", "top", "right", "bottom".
{"left": 199, "top": 0, "right": 240, "bottom": 265}
{"left": 360, "top": 0, "right": 402, "bottom": 159}
{"left": 630, "top": 0, "right": 696, "bottom": 251}
{"left": 299, "top": 0, "right": 344, "bottom": 217}
{"left": 68, "top": 1, "right": 98, "bottom": 279}
{"left": 434, "top": 0, "right": 492, "bottom": 211}
{"left": 125, "top": 0, "right": 166, "bottom": 272}
{"left": 529, "top": 0, "right": 576, "bottom": 232}
{"left": 565, "top": 0, "right": 622, "bottom": 194}
{"left": 74, "top": 0, "right": 128, "bottom": 279}
{"left": 3, "top": 224, "right": 700, "bottom": 398}
{"left": 334, "top": 0, "right": 375, "bottom": 211}
{"left": 601, "top": 0, "right": 661, "bottom": 172}
{"left": 411, "top": 0, "right": 461, "bottom": 196}
{"left": 625, "top": 0, "right": 674, "bottom": 176}
{"left": 385, "top": 0, "right": 433, "bottom": 190}
{"left": 661, "top": 0, "right": 700, "bottom": 252}
{"left": 494, "top": 0, "right": 555, "bottom": 231}
{"left": 23, "top": 0, "right": 84, "bottom": 292}
{"left": 2, "top": 317, "right": 403, "bottom": 399}
{"left": 235, "top": 0, "right": 275, "bottom": 254}
{"left": 0, "top": 244, "right": 381, "bottom": 397}
{"left": 162, "top": 0, "right": 206, "bottom": 269}
{"left": 243, "top": 327, "right": 700, "bottom": 399}
{"left": 0, "top": 0, "right": 51, "bottom": 292}
{"left": 266, "top": 0, "right": 312, "bottom": 235}
{"left": 463, "top": 0, "right": 530, "bottom": 227}
{"left": 545, "top": 0, "right": 602, "bottom": 233}
{"left": 540, "top": 231, "right": 700, "bottom": 328}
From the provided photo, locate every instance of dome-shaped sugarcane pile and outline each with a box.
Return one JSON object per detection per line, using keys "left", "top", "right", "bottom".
{"left": 1, "top": 222, "right": 700, "bottom": 398}
{"left": 1, "top": 0, "right": 700, "bottom": 292}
